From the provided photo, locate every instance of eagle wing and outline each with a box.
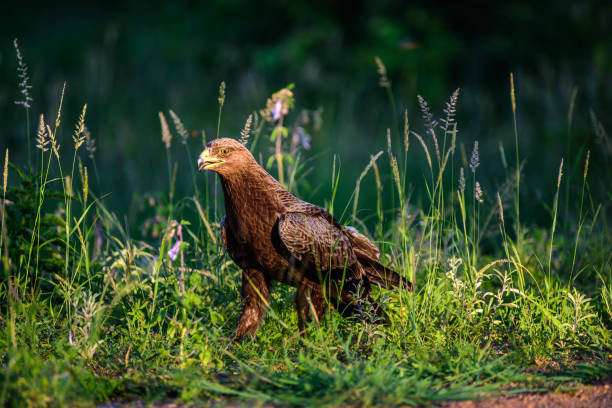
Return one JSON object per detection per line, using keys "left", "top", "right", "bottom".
{"left": 273, "top": 209, "right": 411, "bottom": 290}
{"left": 273, "top": 212, "right": 361, "bottom": 278}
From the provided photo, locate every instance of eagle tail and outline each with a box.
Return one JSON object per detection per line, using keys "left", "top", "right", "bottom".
{"left": 362, "top": 259, "right": 413, "bottom": 291}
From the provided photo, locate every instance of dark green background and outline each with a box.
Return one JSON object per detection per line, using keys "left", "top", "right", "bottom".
{"left": 1, "top": 1, "right": 611, "bottom": 228}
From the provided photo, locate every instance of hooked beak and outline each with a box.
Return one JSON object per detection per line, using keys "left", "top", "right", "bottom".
{"left": 197, "top": 149, "right": 224, "bottom": 171}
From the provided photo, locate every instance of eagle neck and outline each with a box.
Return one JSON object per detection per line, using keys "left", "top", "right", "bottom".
{"left": 218, "top": 164, "right": 284, "bottom": 222}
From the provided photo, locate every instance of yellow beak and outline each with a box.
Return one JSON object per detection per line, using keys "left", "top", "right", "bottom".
{"left": 197, "top": 149, "right": 224, "bottom": 171}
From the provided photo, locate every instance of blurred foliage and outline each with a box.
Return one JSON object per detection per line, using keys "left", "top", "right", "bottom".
{"left": 1, "top": 1, "right": 611, "bottom": 228}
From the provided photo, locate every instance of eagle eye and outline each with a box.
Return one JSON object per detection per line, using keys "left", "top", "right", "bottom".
{"left": 219, "top": 147, "right": 230, "bottom": 156}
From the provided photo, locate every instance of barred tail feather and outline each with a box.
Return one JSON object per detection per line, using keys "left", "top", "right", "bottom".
{"left": 362, "top": 260, "right": 413, "bottom": 291}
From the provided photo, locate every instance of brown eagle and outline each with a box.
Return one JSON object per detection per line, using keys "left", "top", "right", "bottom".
{"left": 198, "top": 138, "right": 411, "bottom": 339}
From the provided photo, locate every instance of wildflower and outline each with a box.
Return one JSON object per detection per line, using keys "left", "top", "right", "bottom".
{"left": 297, "top": 127, "right": 311, "bottom": 150}
{"left": 13, "top": 39, "right": 33, "bottom": 109}
{"left": 475, "top": 181, "right": 484, "bottom": 203}
{"left": 469, "top": 141, "right": 479, "bottom": 173}
{"left": 272, "top": 99, "right": 283, "bottom": 121}
{"left": 459, "top": 167, "right": 465, "bottom": 194}
{"left": 168, "top": 240, "right": 181, "bottom": 261}
{"left": 261, "top": 87, "right": 294, "bottom": 122}
{"left": 446, "top": 257, "right": 465, "bottom": 293}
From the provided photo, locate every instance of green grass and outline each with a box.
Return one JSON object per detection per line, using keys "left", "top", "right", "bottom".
{"left": 1, "top": 53, "right": 611, "bottom": 407}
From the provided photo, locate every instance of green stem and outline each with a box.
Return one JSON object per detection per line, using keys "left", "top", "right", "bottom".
{"left": 512, "top": 107, "right": 520, "bottom": 248}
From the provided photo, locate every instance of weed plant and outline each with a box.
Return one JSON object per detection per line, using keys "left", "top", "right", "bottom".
{"left": 0, "top": 45, "right": 611, "bottom": 407}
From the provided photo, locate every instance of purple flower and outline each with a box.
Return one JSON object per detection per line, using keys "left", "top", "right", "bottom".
{"left": 297, "top": 128, "right": 311, "bottom": 150}
{"left": 272, "top": 99, "right": 283, "bottom": 121}
{"left": 167, "top": 241, "right": 181, "bottom": 261}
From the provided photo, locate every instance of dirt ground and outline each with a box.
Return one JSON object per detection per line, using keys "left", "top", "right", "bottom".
{"left": 441, "top": 379, "right": 612, "bottom": 408}
{"left": 99, "top": 379, "right": 612, "bottom": 407}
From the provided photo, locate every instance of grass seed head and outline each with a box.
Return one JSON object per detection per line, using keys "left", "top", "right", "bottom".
{"left": 557, "top": 158, "right": 563, "bottom": 188}
{"left": 498, "top": 141, "right": 508, "bottom": 169}
{"left": 441, "top": 88, "right": 460, "bottom": 134}
{"left": 83, "top": 166, "right": 88, "bottom": 207}
{"left": 56, "top": 82, "right": 66, "bottom": 129}
{"left": 159, "top": 111, "right": 172, "bottom": 149}
{"left": 239, "top": 113, "right": 253, "bottom": 146}
{"left": 36, "top": 114, "right": 49, "bottom": 152}
{"left": 497, "top": 192, "right": 504, "bottom": 224}
{"left": 84, "top": 126, "right": 96, "bottom": 159}
{"left": 469, "top": 140, "right": 480, "bottom": 173}
{"left": 73, "top": 104, "right": 88, "bottom": 150}
{"left": 459, "top": 167, "right": 465, "bottom": 194}
{"left": 418, "top": 95, "right": 440, "bottom": 162}
{"left": 169, "top": 110, "right": 188, "bottom": 143}
{"left": 510, "top": 72, "right": 516, "bottom": 113}
{"left": 583, "top": 150, "right": 590, "bottom": 181}
{"left": 13, "top": 38, "right": 33, "bottom": 109}
{"left": 417, "top": 95, "right": 437, "bottom": 132}
{"left": 78, "top": 157, "right": 84, "bottom": 184}
{"left": 412, "top": 131, "right": 432, "bottom": 171}
{"left": 47, "top": 124, "right": 60, "bottom": 160}
{"left": 475, "top": 181, "right": 484, "bottom": 203}
{"left": 218, "top": 81, "right": 226, "bottom": 108}
{"left": 64, "top": 175, "right": 72, "bottom": 197}
{"left": 374, "top": 56, "right": 390, "bottom": 88}
{"left": 371, "top": 159, "right": 382, "bottom": 191}
{"left": 390, "top": 155, "right": 402, "bottom": 200}
{"left": 450, "top": 123, "right": 457, "bottom": 154}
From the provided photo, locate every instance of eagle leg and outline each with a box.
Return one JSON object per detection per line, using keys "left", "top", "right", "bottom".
{"left": 233, "top": 268, "right": 271, "bottom": 341}
{"left": 295, "top": 278, "right": 326, "bottom": 333}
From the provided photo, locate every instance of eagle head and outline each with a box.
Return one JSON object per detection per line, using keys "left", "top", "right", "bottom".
{"left": 197, "top": 138, "right": 255, "bottom": 176}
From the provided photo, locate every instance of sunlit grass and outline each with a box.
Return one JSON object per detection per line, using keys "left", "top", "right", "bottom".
{"left": 0, "top": 50, "right": 611, "bottom": 407}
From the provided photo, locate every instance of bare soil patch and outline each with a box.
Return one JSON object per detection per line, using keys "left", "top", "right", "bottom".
{"left": 441, "top": 379, "right": 612, "bottom": 408}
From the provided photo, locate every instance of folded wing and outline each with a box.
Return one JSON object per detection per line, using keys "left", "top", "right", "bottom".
{"left": 273, "top": 211, "right": 411, "bottom": 290}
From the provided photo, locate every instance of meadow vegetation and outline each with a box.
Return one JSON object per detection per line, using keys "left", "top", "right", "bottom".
{"left": 1, "top": 41, "right": 611, "bottom": 407}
